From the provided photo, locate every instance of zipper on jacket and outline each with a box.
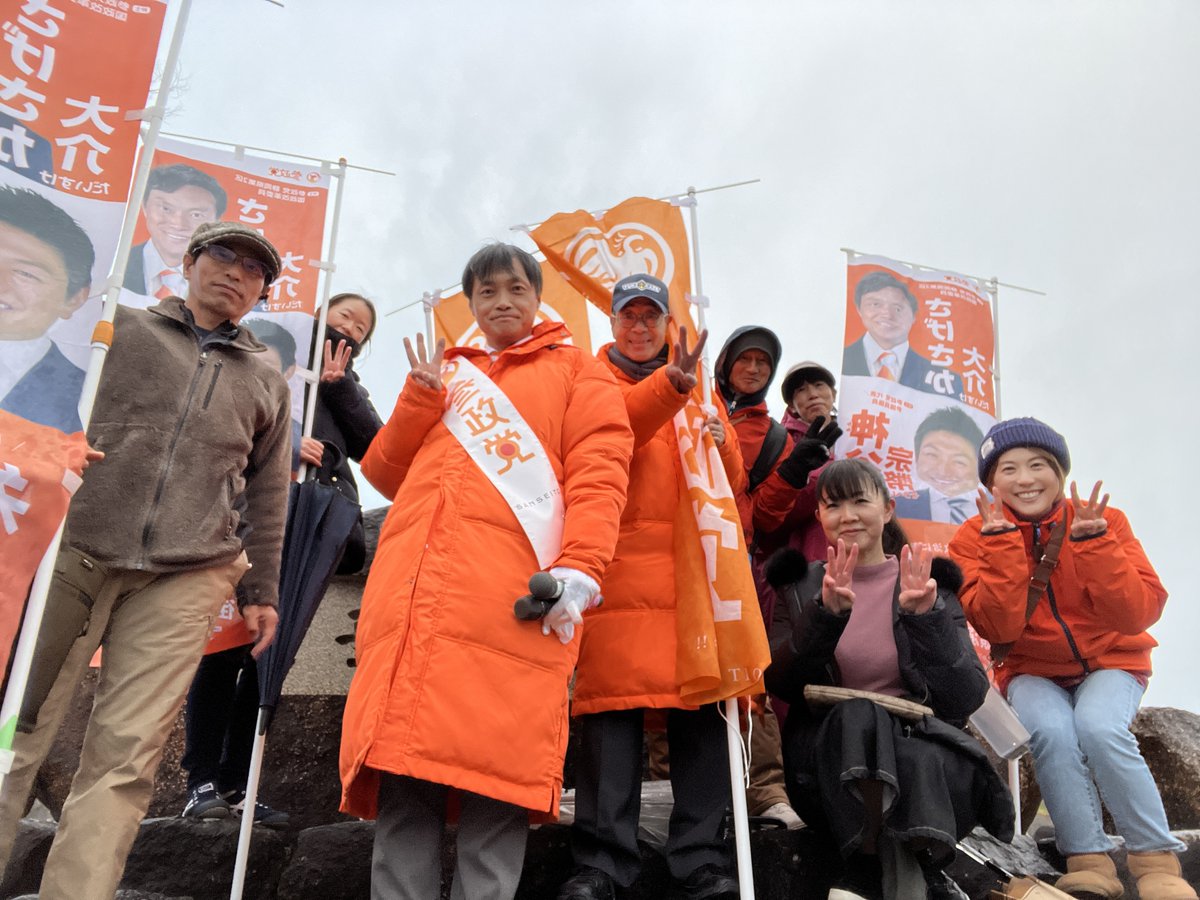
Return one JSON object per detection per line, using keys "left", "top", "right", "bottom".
{"left": 202, "top": 360, "right": 223, "bottom": 410}
{"left": 1045, "top": 582, "right": 1091, "bottom": 675}
{"left": 137, "top": 351, "right": 209, "bottom": 568}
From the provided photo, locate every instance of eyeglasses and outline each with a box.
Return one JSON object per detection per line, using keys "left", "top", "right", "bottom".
{"left": 615, "top": 308, "right": 665, "bottom": 328}
{"left": 202, "top": 243, "right": 270, "bottom": 281}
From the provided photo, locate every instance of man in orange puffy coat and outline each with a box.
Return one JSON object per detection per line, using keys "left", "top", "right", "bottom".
{"left": 339, "top": 244, "right": 633, "bottom": 900}
{"left": 557, "top": 275, "right": 744, "bottom": 900}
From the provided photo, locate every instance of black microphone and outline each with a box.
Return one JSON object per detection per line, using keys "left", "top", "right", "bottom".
{"left": 513, "top": 572, "right": 563, "bottom": 621}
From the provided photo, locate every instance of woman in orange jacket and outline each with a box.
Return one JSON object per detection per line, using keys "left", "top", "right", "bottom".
{"left": 558, "top": 275, "right": 744, "bottom": 900}
{"left": 950, "top": 418, "right": 1192, "bottom": 900}
{"left": 339, "top": 245, "right": 633, "bottom": 900}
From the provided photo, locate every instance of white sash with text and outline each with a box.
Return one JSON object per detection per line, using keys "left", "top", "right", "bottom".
{"left": 441, "top": 356, "right": 564, "bottom": 568}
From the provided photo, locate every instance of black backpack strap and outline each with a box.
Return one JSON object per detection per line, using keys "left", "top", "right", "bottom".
{"left": 748, "top": 419, "right": 788, "bottom": 492}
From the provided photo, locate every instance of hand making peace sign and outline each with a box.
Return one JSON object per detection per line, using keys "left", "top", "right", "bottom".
{"left": 403, "top": 333, "right": 446, "bottom": 391}
{"left": 665, "top": 326, "right": 709, "bottom": 395}
{"left": 320, "top": 338, "right": 353, "bottom": 383}
{"left": 898, "top": 543, "right": 938, "bottom": 615}
{"left": 821, "top": 538, "right": 858, "bottom": 614}
{"left": 976, "top": 487, "right": 1015, "bottom": 534}
{"left": 1069, "top": 480, "right": 1109, "bottom": 539}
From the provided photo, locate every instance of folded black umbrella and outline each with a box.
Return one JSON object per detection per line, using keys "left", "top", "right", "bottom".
{"left": 256, "top": 457, "right": 360, "bottom": 722}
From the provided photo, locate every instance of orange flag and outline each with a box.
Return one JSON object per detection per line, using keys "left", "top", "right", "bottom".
{"left": 527, "top": 196, "right": 696, "bottom": 330}
{"left": 0, "top": 412, "right": 89, "bottom": 680}
{"left": 672, "top": 401, "right": 771, "bottom": 705}
{"left": 433, "top": 259, "right": 592, "bottom": 349}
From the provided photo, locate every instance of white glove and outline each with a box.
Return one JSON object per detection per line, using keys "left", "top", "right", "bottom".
{"left": 540, "top": 566, "right": 601, "bottom": 644}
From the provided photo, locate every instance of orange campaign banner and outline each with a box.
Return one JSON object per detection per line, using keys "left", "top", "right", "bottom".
{"left": 433, "top": 258, "right": 592, "bottom": 350}
{"left": 672, "top": 400, "right": 771, "bottom": 705}
{"left": 120, "top": 136, "right": 333, "bottom": 435}
{"left": 526, "top": 196, "right": 695, "bottom": 329}
{"left": 835, "top": 254, "right": 998, "bottom": 554}
{"left": 0, "top": 1, "right": 165, "bottom": 671}
{"left": 0, "top": 411, "right": 88, "bottom": 683}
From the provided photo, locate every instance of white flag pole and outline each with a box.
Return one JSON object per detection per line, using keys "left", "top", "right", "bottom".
{"left": 681, "top": 186, "right": 755, "bottom": 900}
{"left": 0, "top": 0, "right": 195, "bottom": 779}
{"left": 231, "top": 157, "right": 348, "bottom": 900}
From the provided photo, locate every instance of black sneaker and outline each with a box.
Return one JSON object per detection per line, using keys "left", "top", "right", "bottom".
{"left": 221, "top": 790, "right": 291, "bottom": 828}
{"left": 181, "top": 782, "right": 230, "bottom": 819}
{"left": 671, "top": 864, "right": 740, "bottom": 900}
{"left": 557, "top": 865, "right": 616, "bottom": 900}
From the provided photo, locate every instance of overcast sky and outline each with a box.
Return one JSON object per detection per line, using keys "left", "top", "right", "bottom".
{"left": 163, "top": 1, "right": 1199, "bottom": 711}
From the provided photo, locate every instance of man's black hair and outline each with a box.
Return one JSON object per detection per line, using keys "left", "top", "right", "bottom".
{"left": 461, "top": 243, "right": 542, "bottom": 300}
{"left": 0, "top": 185, "right": 94, "bottom": 298}
{"left": 853, "top": 270, "right": 917, "bottom": 313}
{"left": 244, "top": 318, "right": 296, "bottom": 371}
{"left": 143, "top": 163, "right": 228, "bottom": 218}
{"left": 913, "top": 406, "right": 984, "bottom": 455}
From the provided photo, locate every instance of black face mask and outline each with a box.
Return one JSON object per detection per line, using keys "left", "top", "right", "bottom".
{"left": 325, "top": 324, "right": 363, "bottom": 360}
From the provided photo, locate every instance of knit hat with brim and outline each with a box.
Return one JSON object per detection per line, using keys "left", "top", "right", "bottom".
{"left": 187, "top": 221, "right": 282, "bottom": 285}
{"left": 780, "top": 361, "right": 836, "bottom": 407}
{"left": 978, "top": 417, "right": 1071, "bottom": 486}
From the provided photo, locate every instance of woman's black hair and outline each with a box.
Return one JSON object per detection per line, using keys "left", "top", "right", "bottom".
{"left": 881, "top": 518, "right": 909, "bottom": 558}
{"left": 815, "top": 458, "right": 892, "bottom": 505}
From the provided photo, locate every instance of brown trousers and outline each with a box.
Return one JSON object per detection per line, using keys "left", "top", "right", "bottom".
{"left": 0, "top": 545, "right": 247, "bottom": 900}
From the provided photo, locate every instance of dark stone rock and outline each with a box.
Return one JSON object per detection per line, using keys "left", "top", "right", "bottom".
{"left": 1132, "top": 708, "right": 1200, "bottom": 830}
{"left": 0, "top": 819, "right": 54, "bottom": 897}
{"left": 276, "top": 822, "right": 372, "bottom": 900}
{"left": 120, "top": 816, "right": 291, "bottom": 900}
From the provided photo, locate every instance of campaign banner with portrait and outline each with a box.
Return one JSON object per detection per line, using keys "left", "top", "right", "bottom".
{"left": 0, "top": 0, "right": 166, "bottom": 666}
{"left": 121, "top": 137, "right": 333, "bottom": 429}
{"left": 432, "top": 257, "right": 592, "bottom": 350}
{"left": 525, "top": 196, "right": 696, "bottom": 330}
{"left": 835, "top": 254, "right": 998, "bottom": 551}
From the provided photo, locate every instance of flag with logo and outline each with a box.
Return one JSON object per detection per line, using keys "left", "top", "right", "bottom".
{"left": 0, "top": 412, "right": 88, "bottom": 681}
{"left": 120, "top": 136, "right": 332, "bottom": 431}
{"left": 672, "top": 399, "right": 770, "bottom": 704}
{"left": 0, "top": 0, "right": 166, "bottom": 675}
{"left": 526, "top": 196, "right": 696, "bottom": 330}
{"left": 836, "top": 253, "right": 998, "bottom": 552}
{"left": 433, "top": 257, "right": 592, "bottom": 350}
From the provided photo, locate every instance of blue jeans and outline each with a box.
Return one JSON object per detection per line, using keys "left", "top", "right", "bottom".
{"left": 1008, "top": 669, "right": 1184, "bottom": 855}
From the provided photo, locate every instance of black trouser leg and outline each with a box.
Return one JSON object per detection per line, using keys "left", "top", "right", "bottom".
{"left": 217, "top": 651, "right": 260, "bottom": 793}
{"left": 664, "top": 704, "right": 732, "bottom": 880}
{"left": 569, "top": 709, "right": 645, "bottom": 888}
{"left": 181, "top": 644, "right": 249, "bottom": 792}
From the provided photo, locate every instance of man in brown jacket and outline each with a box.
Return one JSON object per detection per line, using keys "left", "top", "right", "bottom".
{"left": 0, "top": 222, "right": 293, "bottom": 900}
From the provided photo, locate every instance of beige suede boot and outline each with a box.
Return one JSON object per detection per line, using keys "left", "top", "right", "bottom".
{"left": 1126, "top": 852, "right": 1197, "bottom": 900}
{"left": 1055, "top": 853, "right": 1124, "bottom": 899}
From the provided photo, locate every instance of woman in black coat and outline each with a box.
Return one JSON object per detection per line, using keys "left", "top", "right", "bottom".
{"left": 298, "top": 292, "right": 383, "bottom": 574}
{"left": 764, "top": 459, "right": 1011, "bottom": 900}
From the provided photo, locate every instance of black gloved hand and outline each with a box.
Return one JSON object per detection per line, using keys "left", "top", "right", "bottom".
{"left": 776, "top": 416, "right": 842, "bottom": 488}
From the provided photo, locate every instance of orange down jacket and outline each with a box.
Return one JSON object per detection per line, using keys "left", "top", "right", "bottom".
{"left": 949, "top": 502, "right": 1167, "bottom": 691}
{"left": 338, "top": 323, "right": 633, "bottom": 818}
{"left": 571, "top": 347, "right": 746, "bottom": 715}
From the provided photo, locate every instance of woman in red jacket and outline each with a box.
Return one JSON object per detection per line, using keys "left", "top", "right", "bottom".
{"left": 950, "top": 418, "right": 1193, "bottom": 900}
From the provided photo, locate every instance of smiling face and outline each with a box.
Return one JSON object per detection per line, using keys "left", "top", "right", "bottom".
{"left": 467, "top": 260, "right": 539, "bottom": 349}
{"left": 790, "top": 379, "right": 836, "bottom": 424}
{"left": 857, "top": 285, "right": 915, "bottom": 349}
{"left": 916, "top": 429, "right": 978, "bottom": 497}
{"left": 327, "top": 296, "right": 374, "bottom": 344}
{"left": 0, "top": 221, "right": 88, "bottom": 340}
{"left": 182, "top": 242, "right": 266, "bottom": 329}
{"left": 990, "top": 447, "right": 1064, "bottom": 521}
{"left": 817, "top": 482, "right": 895, "bottom": 566}
{"left": 611, "top": 298, "right": 668, "bottom": 363}
{"left": 143, "top": 185, "right": 219, "bottom": 266}
{"left": 729, "top": 348, "right": 772, "bottom": 395}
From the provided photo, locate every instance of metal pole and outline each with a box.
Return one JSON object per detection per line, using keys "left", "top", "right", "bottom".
{"left": 985, "top": 277, "right": 1003, "bottom": 419}
{"left": 229, "top": 707, "right": 270, "bottom": 900}
{"left": 0, "top": 0, "right": 195, "bottom": 778}
{"left": 296, "top": 159, "right": 347, "bottom": 482}
{"left": 686, "top": 186, "right": 754, "bottom": 899}
{"left": 685, "top": 187, "right": 714, "bottom": 408}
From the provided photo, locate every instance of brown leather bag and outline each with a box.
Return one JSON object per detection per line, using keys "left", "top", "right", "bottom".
{"left": 989, "top": 518, "right": 1068, "bottom": 666}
